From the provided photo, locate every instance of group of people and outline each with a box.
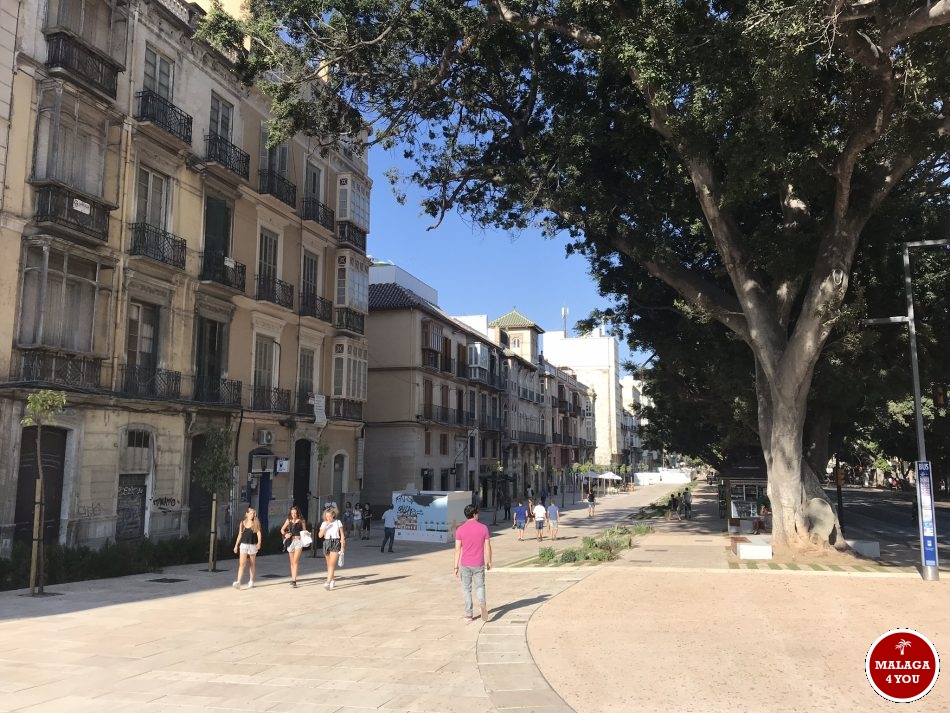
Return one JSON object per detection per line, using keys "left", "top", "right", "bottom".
{"left": 230, "top": 504, "right": 347, "bottom": 591}
{"left": 342, "top": 502, "right": 373, "bottom": 540}
{"left": 666, "top": 489, "right": 693, "bottom": 520}
{"left": 511, "top": 499, "right": 561, "bottom": 541}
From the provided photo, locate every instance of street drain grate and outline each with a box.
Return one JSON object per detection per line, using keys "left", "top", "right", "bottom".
{"left": 149, "top": 578, "right": 187, "bottom": 584}
{"left": 644, "top": 548, "right": 668, "bottom": 552}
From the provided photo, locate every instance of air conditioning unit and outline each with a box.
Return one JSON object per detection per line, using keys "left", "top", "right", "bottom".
{"left": 257, "top": 429, "right": 274, "bottom": 446}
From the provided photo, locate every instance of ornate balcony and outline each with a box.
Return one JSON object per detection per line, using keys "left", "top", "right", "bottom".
{"left": 250, "top": 385, "right": 291, "bottom": 412}
{"left": 45, "top": 32, "right": 120, "bottom": 99}
{"left": 135, "top": 90, "right": 193, "bottom": 146}
{"left": 118, "top": 365, "right": 182, "bottom": 399}
{"left": 255, "top": 275, "right": 294, "bottom": 310}
{"left": 33, "top": 183, "right": 111, "bottom": 243}
{"left": 331, "top": 398, "right": 363, "bottom": 421}
{"left": 192, "top": 376, "right": 242, "bottom": 406}
{"left": 205, "top": 134, "right": 250, "bottom": 180}
{"left": 258, "top": 169, "right": 296, "bottom": 208}
{"left": 299, "top": 291, "right": 332, "bottom": 322}
{"left": 336, "top": 221, "right": 367, "bottom": 253}
{"left": 200, "top": 251, "right": 246, "bottom": 292}
{"left": 129, "top": 223, "right": 186, "bottom": 268}
{"left": 421, "top": 348, "right": 439, "bottom": 370}
{"left": 335, "top": 306, "right": 365, "bottom": 335}
{"left": 10, "top": 349, "right": 102, "bottom": 389}
{"left": 301, "top": 197, "right": 335, "bottom": 231}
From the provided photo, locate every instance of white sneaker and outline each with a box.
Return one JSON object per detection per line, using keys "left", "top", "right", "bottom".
{"left": 328, "top": 580, "right": 335, "bottom": 590}
{"left": 246, "top": 580, "right": 254, "bottom": 589}
{"left": 323, "top": 581, "right": 330, "bottom": 590}
{"left": 232, "top": 581, "right": 240, "bottom": 589}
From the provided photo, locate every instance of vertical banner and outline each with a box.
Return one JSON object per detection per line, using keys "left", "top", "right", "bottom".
{"left": 915, "top": 461, "right": 939, "bottom": 569}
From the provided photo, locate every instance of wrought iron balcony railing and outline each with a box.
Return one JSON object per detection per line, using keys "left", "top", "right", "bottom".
{"left": 421, "top": 348, "right": 439, "bottom": 369}
{"left": 45, "top": 32, "right": 119, "bottom": 99}
{"left": 299, "top": 291, "right": 332, "bottom": 322}
{"left": 335, "top": 306, "right": 365, "bottom": 335}
{"left": 33, "top": 183, "right": 111, "bottom": 242}
{"left": 258, "top": 169, "right": 297, "bottom": 208}
{"left": 135, "top": 90, "right": 192, "bottom": 145}
{"left": 336, "top": 221, "right": 367, "bottom": 252}
{"left": 331, "top": 398, "right": 363, "bottom": 421}
{"left": 301, "top": 197, "right": 335, "bottom": 231}
{"left": 250, "top": 384, "right": 291, "bottom": 412}
{"left": 191, "top": 376, "right": 242, "bottom": 406}
{"left": 200, "top": 251, "right": 246, "bottom": 292}
{"left": 205, "top": 133, "right": 250, "bottom": 180}
{"left": 255, "top": 274, "right": 294, "bottom": 309}
{"left": 11, "top": 349, "right": 103, "bottom": 389}
{"left": 118, "top": 364, "right": 182, "bottom": 399}
{"left": 129, "top": 222, "right": 186, "bottom": 268}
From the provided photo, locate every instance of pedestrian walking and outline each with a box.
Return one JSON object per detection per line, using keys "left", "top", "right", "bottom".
{"left": 279, "top": 505, "right": 309, "bottom": 588}
{"left": 539, "top": 487, "right": 548, "bottom": 506}
{"left": 682, "top": 489, "right": 693, "bottom": 519}
{"left": 454, "top": 504, "right": 492, "bottom": 623}
{"left": 587, "top": 487, "right": 596, "bottom": 517}
{"left": 546, "top": 501, "right": 560, "bottom": 541}
{"left": 352, "top": 502, "right": 363, "bottom": 537}
{"left": 533, "top": 501, "right": 546, "bottom": 541}
{"left": 343, "top": 501, "right": 354, "bottom": 537}
{"left": 381, "top": 504, "right": 396, "bottom": 552}
{"left": 232, "top": 507, "right": 262, "bottom": 590}
{"left": 502, "top": 492, "right": 511, "bottom": 521}
{"left": 667, "top": 493, "right": 681, "bottom": 521}
{"left": 318, "top": 506, "right": 345, "bottom": 590}
{"left": 361, "top": 503, "right": 372, "bottom": 540}
{"left": 512, "top": 499, "right": 528, "bottom": 540}
{"left": 527, "top": 498, "right": 535, "bottom": 524}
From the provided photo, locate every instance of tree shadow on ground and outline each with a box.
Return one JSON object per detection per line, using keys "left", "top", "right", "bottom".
{"left": 489, "top": 594, "right": 550, "bottom": 622}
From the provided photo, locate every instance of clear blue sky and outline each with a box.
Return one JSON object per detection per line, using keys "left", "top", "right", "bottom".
{"left": 367, "top": 146, "right": 637, "bottom": 367}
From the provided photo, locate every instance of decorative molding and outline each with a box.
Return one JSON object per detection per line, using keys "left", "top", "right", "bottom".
{"left": 251, "top": 311, "right": 287, "bottom": 338}
{"left": 195, "top": 292, "right": 236, "bottom": 322}
{"left": 298, "top": 326, "right": 326, "bottom": 351}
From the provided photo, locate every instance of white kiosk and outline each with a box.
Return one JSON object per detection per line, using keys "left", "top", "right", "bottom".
{"left": 392, "top": 489, "right": 470, "bottom": 544}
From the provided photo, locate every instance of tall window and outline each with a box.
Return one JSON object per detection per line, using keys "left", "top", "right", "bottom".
{"left": 209, "top": 94, "right": 232, "bottom": 139}
{"left": 136, "top": 166, "right": 168, "bottom": 228}
{"left": 254, "top": 335, "right": 276, "bottom": 389}
{"left": 337, "top": 173, "right": 370, "bottom": 229}
{"left": 126, "top": 301, "right": 159, "bottom": 370}
{"left": 32, "top": 89, "right": 106, "bottom": 196}
{"left": 195, "top": 316, "right": 226, "bottom": 389}
{"left": 305, "top": 161, "right": 322, "bottom": 200}
{"left": 18, "top": 244, "right": 111, "bottom": 353}
{"left": 298, "top": 348, "right": 315, "bottom": 397}
{"left": 258, "top": 229, "right": 278, "bottom": 283}
{"left": 203, "top": 196, "right": 232, "bottom": 255}
{"left": 260, "top": 124, "right": 288, "bottom": 176}
{"left": 302, "top": 251, "right": 319, "bottom": 296}
{"left": 336, "top": 256, "right": 369, "bottom": 312}
{"left": 143, "top": 47, "right": 174, "bottom": 100}
{"left": 439, "top": 433, "right": 449, "bottom": 456}
{"left": 332, "top": 341, "right": 367, "bottom": 401}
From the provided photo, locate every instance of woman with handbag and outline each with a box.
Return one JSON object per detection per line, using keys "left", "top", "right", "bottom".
{"left": 280, "top": 505, "right": 309, "bottom": 588}
{"left": 232, "top": 507, "right": 262, "bottom": 590}
{"left": 319, "top": 506, "right": 346, "bottom": 590}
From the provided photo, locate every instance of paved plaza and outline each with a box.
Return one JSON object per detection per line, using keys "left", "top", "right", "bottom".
{"left": 0, "top": 484, "right": 947, "bottom": 712}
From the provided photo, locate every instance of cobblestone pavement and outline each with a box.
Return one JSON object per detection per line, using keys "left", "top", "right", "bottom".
{"left": 0, "top": 483, "right": 946, "bottom": 712}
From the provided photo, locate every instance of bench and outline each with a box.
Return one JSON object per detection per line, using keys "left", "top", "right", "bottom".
{"left": 736, "top": 534, "right": 773, "bottom": 560}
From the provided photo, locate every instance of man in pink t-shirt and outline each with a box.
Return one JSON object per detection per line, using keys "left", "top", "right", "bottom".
{"left": 454, "top": 504, "right": 492, "bottom": 622}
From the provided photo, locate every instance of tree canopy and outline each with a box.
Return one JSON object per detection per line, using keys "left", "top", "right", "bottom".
{"left": 201, "top": 0, "right": 950, "bottom": 547}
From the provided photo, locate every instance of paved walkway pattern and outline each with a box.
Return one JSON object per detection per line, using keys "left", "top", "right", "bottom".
{"left": 0, "top": 484, "right": 947, "bottom": 712}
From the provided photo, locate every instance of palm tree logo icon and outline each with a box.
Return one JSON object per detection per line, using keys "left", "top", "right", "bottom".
{"left": 895, "top": 639, "right": 912, "bottom": 655}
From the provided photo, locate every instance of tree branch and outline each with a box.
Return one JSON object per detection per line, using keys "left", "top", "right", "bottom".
{"left": 883, "top": 0, "right": 950, "bottom": 47}
{"left": 486, "top": 0, "right": 602, "bottom": 49}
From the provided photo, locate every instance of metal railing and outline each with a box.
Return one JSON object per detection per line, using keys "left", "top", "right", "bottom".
{"left": 33, "top": 183, "right": 110, "bottom": 242}
{"left": 258, "top": 169, "right": 297, "bottom": 208}
{"left": 129, "top": 223, "right": 186, "bottom": 268}
{"left": 331, "top": 398, "right": 363, "bottom": 421}
{"left": 118, "top": 364, "right": 182, "bottom": 399}
{"left": 301, "top": 197, "right": 335, "bottom": 231}
{"left": 335, "top": 306, "right": 365, "bottom": 335}
{"left": 135, "top": 90, "right": 193, "bottom": 144}
{"left": 250, "top": 384, "right": 291, "bottom": 412}
{"left": 45, "top": 32, "right": 119, "bottom": 98}
{"left": 422, "top": 349, "right": 439, "bottom": 369}
{"left": 200, "top": 251, "right": 246, "bottom": 292}
{"left": 336, "top": 221, "right": 367, "bottom": 252}
{"left": 192, "top": 376, "right": 243, "bottom": 406}
{"left": 10, "top": 349, "right": 103, "bottom": 388}
{"left": 441, "top": 355, "right": 455, "bottom": 374}
{"left": 205, "top": 133, "right": 250, "bottom": 179}
{"left": 255, "top": 274, "right": 294, "bottom": 309}
{"left": 299, "top": 291, "right": 332, "bottom": 321}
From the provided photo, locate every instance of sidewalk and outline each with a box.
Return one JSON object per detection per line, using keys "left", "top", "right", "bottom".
{"left": 0, "top": 482, "right": 947, "bottom": 713}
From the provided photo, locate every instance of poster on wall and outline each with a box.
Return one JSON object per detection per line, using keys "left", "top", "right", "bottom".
{"left": 393, "top": 490, "right": 470, "bottom": 543}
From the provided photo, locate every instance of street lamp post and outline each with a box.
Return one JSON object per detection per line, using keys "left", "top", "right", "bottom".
{"left": 865, "top": 238, "right": 947, "bottom": 582}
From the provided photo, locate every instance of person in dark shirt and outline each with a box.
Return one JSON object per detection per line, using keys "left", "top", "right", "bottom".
{"left": 512, "top": 500, "right": 528, "bottom": 541}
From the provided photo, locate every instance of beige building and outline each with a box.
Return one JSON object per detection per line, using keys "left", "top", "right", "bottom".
{"left": 0, "top": 0, "right": 370, "bottom": 557}
{"left": 365, "top": 265, "right": 594, "bottom": 508}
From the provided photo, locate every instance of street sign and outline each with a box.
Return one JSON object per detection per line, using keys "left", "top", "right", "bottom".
{"left": 915, "top": 461, "right": 940, "bottom": 570}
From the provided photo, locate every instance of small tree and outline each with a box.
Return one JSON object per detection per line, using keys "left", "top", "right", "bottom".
{"left": 20, "top": 390, "right": 67, "bottom": 595}
{"left": 191, "top": 427, "right": 234, "bottom": 572}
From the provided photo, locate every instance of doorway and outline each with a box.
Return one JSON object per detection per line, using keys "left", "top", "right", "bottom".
{"left": 14, "top": 427, "right": 67, "bottom": 546}
{"left": 188, "top": 434, "right": 213, "bottom": 537}
{"left": 294, "top": 439, "right": 312, "bottom": 520}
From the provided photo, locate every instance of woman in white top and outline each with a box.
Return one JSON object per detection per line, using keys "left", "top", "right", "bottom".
{"left": 319, "top": 506, "right": 346, "bottom": 590}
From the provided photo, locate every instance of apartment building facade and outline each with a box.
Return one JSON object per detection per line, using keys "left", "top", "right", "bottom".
{"left": 0, "top": 0, "right": 369, "bottom": 557}
{"left": 364, "top": 266, "right": 594, "bottom": 509}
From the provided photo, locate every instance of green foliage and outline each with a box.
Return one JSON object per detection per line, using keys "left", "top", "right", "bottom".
{"left": 192, "top": 427, "right": 234, "bottom": 497}
{"left": 20, "top": 390, "right": 67, "bottom": 427}
{"left": 581, "top": 536, "right": 597, "bottom": 550}
{"left": 557, "top": 548, "right": 581, "bottom": 563}
{"left": 538, "top": 547, "right": 556, "bottom": 562}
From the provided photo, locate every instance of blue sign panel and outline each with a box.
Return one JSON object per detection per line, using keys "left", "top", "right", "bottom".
{"left": 916, "top": 461, "right": 939, "bottom": 569}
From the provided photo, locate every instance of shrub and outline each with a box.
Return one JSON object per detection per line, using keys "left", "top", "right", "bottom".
{"left": 581, "top": 536, "right": 597, "bottom": 550}
{"left": 558, "top": 548, "right": 581, "bottom": 563}
{"left": 584, "top": 548, "right": 615, "bottom": 562}
{"left": 538, "top": 547, "right": 556, "bottom": 562}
